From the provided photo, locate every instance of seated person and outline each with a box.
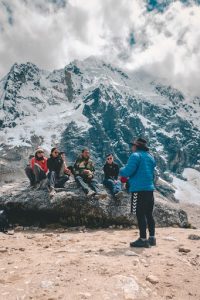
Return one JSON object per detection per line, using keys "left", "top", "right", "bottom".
{"left": 74, "top": 149, "right": 106, "bottom": 198}
{"left": 25, "top": 154, "right": 35, "bottom": 187}
{"left": 59, "top": 151, "right": 73, "bottom": 177}
{"left": 103, "top": 154, "right": 123, "bottom": 198}
{"left": 25, "top": 148, "right": 48, "bottom": 188}
{"left": 47, "top": 148, "right": 69, "bottom": 195}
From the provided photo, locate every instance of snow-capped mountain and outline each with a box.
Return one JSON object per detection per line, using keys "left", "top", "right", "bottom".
{"left": 0, "top": 57, "right": 200, "bottom": 185}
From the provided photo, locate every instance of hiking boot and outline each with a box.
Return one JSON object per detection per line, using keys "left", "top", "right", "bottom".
{"left": 130, "top": 238, "right": 150, "bottom": 248}
{"left": 87, "top": 190, "right": 96, "bottom": 197}
{"left": 95, "top": 192, "right": 108, "bottom": 200}
{"left": 35, "top": 182, "right": 41, "bottom": 190}
{"left": 148, "top": 236, "right": 156, "bottom": 246}
{"left": 40, "top": 178, "right": 48, "bottom": 189}
{"left": 115, "top": 191, "right": 123, "bottom": 200}
{"left": 49, "top": 188, "right": 56, "bottom": 197}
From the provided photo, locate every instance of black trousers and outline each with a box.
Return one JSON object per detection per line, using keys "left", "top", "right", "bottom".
{"left": 133, "top": 191, "right": 155, "bottom": 239}
{"left": 25, "top": 165, "right": 47, "bottom": 185}
{"left": 48, "top": 171, "right": 69, "bottom": 189}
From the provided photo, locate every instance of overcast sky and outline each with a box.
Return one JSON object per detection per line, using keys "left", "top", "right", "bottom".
{"left": 0, "top": 0, "right": 200, "bottom": 96}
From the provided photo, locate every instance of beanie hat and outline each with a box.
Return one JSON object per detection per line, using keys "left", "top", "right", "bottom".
{"left": 130, "top": 138, "right": 149, "bottom": 151}
{"left": 35, "top": 148, "right": 44, "bottom": 155}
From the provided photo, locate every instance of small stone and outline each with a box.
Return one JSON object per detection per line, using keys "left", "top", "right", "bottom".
{"left": 26, "top": 235, "right": 34, "bottom": 239}
{"left": 163, "top": 236, "right": 177, "bottom": 241}
{"left": 19, "top": 247, "right": 25, "bottom": 251}
{"left": 146, "top": 275, "right": 159, "bottom": 284}
{"left": 167, "top": 263, "right": 174, "bottom": 267}
{"left": 0, "top": 248, "right": 8, "bottom": 253}
{"left": 98, "top": 248, "right": 104, "bottom": 252}
{"left": 7, "top": 230, "right": 14, "bottom": 235}
{"left": 78, "top": 292, "right": 91, "bottom": 299}
{"left": 130, "top": 225, "right": 137, "bottom": 229}
{"left": 178, "top": 247, "right": 191, "bottom": 253}
{"left": 188, "top": 234, "right": 200, "bottom": 240}
{"left": 84, "top": 250, "right": 92, "bottom": 253}
{"left": 124, "top": 250, "right": 139, "bottom": 256}
{"left": 40, "top": 280, "right": 54, "bottom": 289}
{"left": 14, "top": 226, "right": 24, "bottom": 232}
{"left": 44, "top": 233, "right": 54, "bottom": 237}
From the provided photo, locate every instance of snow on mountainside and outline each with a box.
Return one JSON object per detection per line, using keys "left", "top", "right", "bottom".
{"left": 0, "top": 57, "right": 200, "bottom": 196}
{"left": 0, "top": 62, "right": 89, "bottom": 149}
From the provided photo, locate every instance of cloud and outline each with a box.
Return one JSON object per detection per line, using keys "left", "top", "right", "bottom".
{"left": 0, "top": 0, "right": 200, "bottom": 96}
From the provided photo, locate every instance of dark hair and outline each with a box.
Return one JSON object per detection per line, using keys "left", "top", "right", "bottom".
{"left": 82, "top": 148, "right": 89, "bottom": 153}
{"left": 51, "top": 147, "right": 58, "bottom": 154}
{"left": 134, "top": 138, "right": 149, "bottom": 151}
{"left": 106, "top": 153, "right": 113, "bottom": 158}
{"left": 60, "top": 151, "right": 65, "bottom": 155}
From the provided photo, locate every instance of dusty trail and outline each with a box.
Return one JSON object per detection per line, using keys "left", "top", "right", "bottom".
{"left": 0, "top": 227, "right": 200, "bottom": 300}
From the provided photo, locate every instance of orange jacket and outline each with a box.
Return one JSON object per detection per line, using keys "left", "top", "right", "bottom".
{"left": 31, "top": 157, "right": 48, "bottom": 174}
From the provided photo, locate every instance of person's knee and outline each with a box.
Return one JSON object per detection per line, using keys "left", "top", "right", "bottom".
{"left": 25, "top": 166, "right": 31, "bottom": 172}
{"left": 75, "top": 176, "right": 83, "bottom": 184}
{"left": 91, "top": 178, "right": 98, "bottom": 184}
{"left": 49, "top": 171, "right": 56, "bottom": 178}
{"left": 105, "top": 179, "right": 114, "bottom": 187}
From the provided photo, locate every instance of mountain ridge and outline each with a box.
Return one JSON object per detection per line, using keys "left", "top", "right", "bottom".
{"left": 0, "top": 57, "right": 200, "bottom": 188}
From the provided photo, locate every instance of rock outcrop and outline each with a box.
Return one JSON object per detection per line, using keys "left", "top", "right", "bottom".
{"left": 0, "top": 182, "right": 188, "bottom": 228}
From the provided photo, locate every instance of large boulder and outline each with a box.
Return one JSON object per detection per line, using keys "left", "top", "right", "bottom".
{"left": 0, "top": 182, "right": 188, "bottom": 228}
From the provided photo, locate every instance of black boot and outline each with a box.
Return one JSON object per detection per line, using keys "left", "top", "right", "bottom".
{"left": 130, "top": 238, "right": 150, "bottom": 248}
{"left": 148, "top": 236, "right": 156, "bottom": 246}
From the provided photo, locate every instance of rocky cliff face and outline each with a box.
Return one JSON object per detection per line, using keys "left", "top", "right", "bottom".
{"left": 0, "top": 57, "right": 200, "bottom": 188}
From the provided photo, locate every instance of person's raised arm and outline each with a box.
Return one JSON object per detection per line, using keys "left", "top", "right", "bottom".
{"left": 119, "top": 153, "right": 140, "bottom": 178}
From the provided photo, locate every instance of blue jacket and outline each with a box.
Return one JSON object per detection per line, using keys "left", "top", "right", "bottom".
{"left": 119, "top": 150, "right": 156, "bottom": 192}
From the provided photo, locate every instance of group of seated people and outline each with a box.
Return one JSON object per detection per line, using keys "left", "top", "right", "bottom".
{"left": 25, "top": 147, "right": 127, "bottom": 198}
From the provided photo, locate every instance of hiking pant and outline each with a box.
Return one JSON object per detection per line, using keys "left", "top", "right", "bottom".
{"left": 75, "top": 176, "right": 100, "bottom": 194}
{"left": 48, "top": 171, "right": 69, "bottom": 189}
{"left": 25, "top": 166, "right": 36, "bottom": 186}
{"left": 103, "top": 179, "right": 122, "bottom": 195}
{"left": 33, "top": 164, "right": 47, "bottom": 183}
{"left": 133, "top": 191, "right": 155, "bottom": 239}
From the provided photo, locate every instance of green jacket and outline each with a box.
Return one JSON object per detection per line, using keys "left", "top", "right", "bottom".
{"left": 74, "top": 155, "right": 95, "bottom": 178}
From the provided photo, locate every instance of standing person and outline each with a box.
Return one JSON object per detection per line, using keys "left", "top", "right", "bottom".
{"left": 25, "top": 148, "right": 48, "bottom": 188}
{"left": 103, "top": 154, "right": 123, "bottom": 198}
{"left": 47, "top": 148, "right": 69, "bottom": 196}
{"left": 120, "top": 138, "right": 156, "bottom": 248}
{"left": 74, "top": 149, "right": 107, "bottom": 198}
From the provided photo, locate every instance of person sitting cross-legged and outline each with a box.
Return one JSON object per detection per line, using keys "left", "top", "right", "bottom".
{"left": 74, "top": 149, "right": 107, "bottom": 199}
{"left": 25, "top": 148, "right": 48, "bottom": 189}
{"left": 47, "top": 148, "right": 69, "bottom": 196}
{"left": 103, "top": 154, "right": 123, "bottom": 199}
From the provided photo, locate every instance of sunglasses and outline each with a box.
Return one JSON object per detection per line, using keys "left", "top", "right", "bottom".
{"left": 54, "top": 151, "right": 59, "bottom": 154}
{"left": 37, "top": 151, "right": 44, "bottom": 154}
{"left": 107, "top": 157, "right": 113, "bottom": 160}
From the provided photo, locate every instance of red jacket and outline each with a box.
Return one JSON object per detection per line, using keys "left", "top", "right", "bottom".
{"left": 31, "top": 157, "right": 48, "bottom": 174}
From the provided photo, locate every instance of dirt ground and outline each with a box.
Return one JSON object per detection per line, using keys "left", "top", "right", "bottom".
{"left": 0, "top": 227, "right": 200, "bottom": 300}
